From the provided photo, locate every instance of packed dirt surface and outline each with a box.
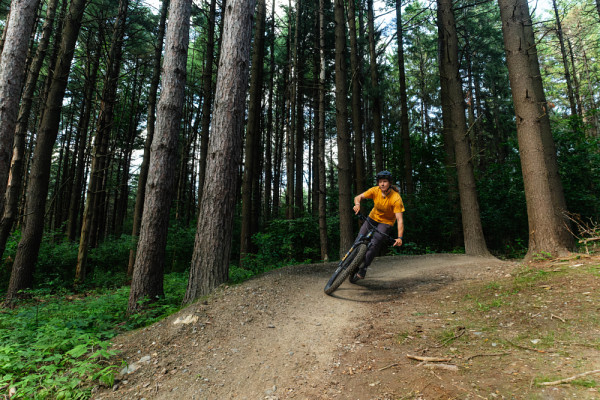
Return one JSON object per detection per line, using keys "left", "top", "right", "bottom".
{"left": 92, "top": 253, "right": 600, "bottom": 399}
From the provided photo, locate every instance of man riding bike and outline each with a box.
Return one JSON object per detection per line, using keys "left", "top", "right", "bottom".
{"left": 351, "top": 171, "right": 405, "bottom": 280}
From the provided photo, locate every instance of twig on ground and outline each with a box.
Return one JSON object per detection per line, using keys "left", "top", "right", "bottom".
{"left": 378, "top": 363, "right": 398, "bottom": 371}
{"left": 504, "top": 339, "right": 554, "bottom": 353}
{"left": 557, "top": 341, "right": 599, "bottom": 349}
{"left": 406, "top": 354, "right": 452, "bottom": 362}
{"left": 465, "top": 352, "right": 511, "bottom": 361}
{"left": 550, "top": 314, "right": 566, "bottom": 323}
{"left": 539, "top": 369, "right": 600, "bottom": 386}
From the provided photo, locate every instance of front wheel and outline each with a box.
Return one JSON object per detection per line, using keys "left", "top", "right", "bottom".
{"left": 324, "top": 243, "right": 367, "bottom": 295}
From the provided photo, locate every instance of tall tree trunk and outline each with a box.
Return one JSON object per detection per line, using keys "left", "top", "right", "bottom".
{"left": 115, "top": 62, "right": 142, "bottom": 236}
{"left": 240, "top": 0, "right": 266, "bottom": 263}
{"left": 311, "top": 13, "right": 320, "bottom": 218}
{"left": 498, "top": 0, "right": 572, "bottom": 257}
{"left": 318, "top": 0, "right": 328, "bottom": 262}
{"left": 294, "top": 70, "right": 304, "bottom": 214}
{"left": 0, "top": 0, "right": 58, "bottom": 260}
{"left": 128, "top": 0, "right": 191, "bottom": 312}
{"left": 0, "top": 9, "right": 11, "bottom": 57}
{"left": 395, "top": 0, "right": 413, "bottom": 194}
{"left": 581, "top": 49, "right": 599, "bottom": 137}
{"left": 5, "top": 0, "right": 88, "bottom": 305}
{"left": 183, "top": 0, "right": 255, "bottom": 302}
{"left": 437, "top": 0, "right": 490, "bottom": 256}
{"left": 67, "top": 32, "right": 101, "bottom": 241}
{"left": 0, "top": 0, "right": 42, "bottom": 210}
{"left": 348, "top": 0, "right": 364, "bottom": 196}
{"left": 76, "top": 0, "right": 129, "bottom": 282}
{"left": 551, "top": 0, "right": 577, "bottom": 118}
{"left": 334, "top": 0, "right": 352, "bottom": 256}
{"left": 285, "top": 0, "right": 296, "bottom": 220}
{"left": 197, "top": 0, "right": 216, "bottom": 206}
{"left": 272, "top": 88, "right": 284, "bottom": 217}
{"left": 127, "top": 0, "right": 168, "bottom": 276}
{"left": 263, "top": 0, "right": 275, "bottom": 221}
{"left": 367, "top": 0, "right": 382, "bottom": 172}
{"left": 566, "top": 37, "right": 582, "bottom": 118}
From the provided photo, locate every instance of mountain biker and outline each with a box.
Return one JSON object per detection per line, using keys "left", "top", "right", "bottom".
{"left": 351, "top": 171, "right": 405, "bottom": 280}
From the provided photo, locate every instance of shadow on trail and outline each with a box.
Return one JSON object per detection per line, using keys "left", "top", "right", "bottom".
{"left": 327, "top": 274, "right": 454, "bottom": 303}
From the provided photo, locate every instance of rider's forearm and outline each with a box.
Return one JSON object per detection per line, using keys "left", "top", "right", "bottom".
{"left": 396, "top": 213, "right": 404, "bottom": 238}
{"left": 354, "top": 194, "right": 363, "bottom": 206}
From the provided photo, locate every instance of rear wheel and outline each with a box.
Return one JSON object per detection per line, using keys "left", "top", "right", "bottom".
{"left": 324, "top": 243, "right": 367, "bottom": 295}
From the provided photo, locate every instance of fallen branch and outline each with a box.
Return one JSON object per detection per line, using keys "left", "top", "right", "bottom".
{"left": 579, "top": 237, "right": 600, "bottom": 244}
{"left": 466, "top": 352, "right": 511, "bottom": 361}
{"left": 407, "top": 354, "right": 452, "bottom": 362}
{"left": 421, "top": 362, "right": 458, "bottom": 372}
{"left": 539, "top": 369, "right": 600, "bottom": 386}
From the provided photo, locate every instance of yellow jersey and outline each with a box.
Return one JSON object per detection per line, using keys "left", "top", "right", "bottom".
{"left": 363, "top": 186, "right": 405, "bottom": 225}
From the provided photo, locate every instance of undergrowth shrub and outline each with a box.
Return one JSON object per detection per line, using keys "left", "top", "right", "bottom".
{"left": 0, "top": 272, "right": 188, "bottom": 399}
{"left": 240, "top": 216, "right": 321, "bottom": 273}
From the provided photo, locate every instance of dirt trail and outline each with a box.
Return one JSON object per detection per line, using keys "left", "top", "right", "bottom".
{"left": 93, "top": 254, "right": 515, "bottom": 400}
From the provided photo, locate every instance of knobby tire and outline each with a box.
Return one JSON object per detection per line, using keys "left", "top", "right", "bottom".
{"left": 324, "top": 243, "right": 367, "bottom": 295}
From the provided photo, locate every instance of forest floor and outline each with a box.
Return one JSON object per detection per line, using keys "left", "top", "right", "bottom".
{"left": 92, "top": 252, "right": 600, "bottom": 400}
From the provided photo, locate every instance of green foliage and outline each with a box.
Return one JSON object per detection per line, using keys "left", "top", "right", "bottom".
{"left": 0, "top": 273, "right": 187, "bottom": 399}
{"left": 553, "top": 116, "right": 600, "bottom": 222}
{"left": 240, "top": 216, "right": 321, "bottom": 273}
{"left": 532, "top": 251, "right": 553, "bottom": 262}
{"left": 165, "top": 223, "right": 196, "bottom": 273}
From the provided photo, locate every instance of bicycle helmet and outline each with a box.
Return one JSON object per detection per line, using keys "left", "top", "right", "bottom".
{"left": 375, "top": 170, "right": 393, "bottom": 182}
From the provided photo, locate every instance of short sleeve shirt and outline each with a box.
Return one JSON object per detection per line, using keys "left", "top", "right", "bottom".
{"left": 363, "top": 186, "right": 405, "bottom": 225}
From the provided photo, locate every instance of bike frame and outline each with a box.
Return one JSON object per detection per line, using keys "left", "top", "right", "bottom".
{"left": 339, "top": 214, "right": 393, "bottom": 265}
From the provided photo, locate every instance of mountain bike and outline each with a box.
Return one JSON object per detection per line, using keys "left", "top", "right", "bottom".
{"left": 324, "top": 213, "right": 395, "bottom": 295}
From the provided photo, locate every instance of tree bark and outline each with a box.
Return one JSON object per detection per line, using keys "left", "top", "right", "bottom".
{"left": 0, "top": 0, "right": 58, "bottom": 260}
{"left": 272, "top": 88, "right": 284, "bottom": 217}
{"left": 76, "top": 0, "right": 129, "bottom": 282}
{"left": 197, "top": 0, "right": 216, "bottom": 207}
{"left": 367, "top": 0, "right": 382, "bottom": 173}
{"left": 551, "top": 0, "right": 577, "bottom": 117}
{"left": 565, "top": 36, "right": 582, "bottom": 119}
{"left": 240, "top": 0, "right": 266, "bottom": 263}
{"left": 0, "top": 0, "right": 42, "bottom": 211}
{"left": 318, "top": 0, "right": 328, "bottom": 262}
{"left": 127, "top": 0, "right": 169, "bottom": 276}
{"left": 498, "top": 0, "right": 572, "bottom": 257}
{"left": 285, "top": 0, "right": 296, "bottom": 220}
{"left": 437, "top": 0, "right": 491, "bottom": 256}
{"left": 294, "top": 68, "right": 304, "bottom": 215}
{"left": 127, "top": 0, "right": 191, "bottom": 312}
{"left": 183, "top": 0, "right": 255, "bottom": 303}
{"left": 5, "top": 0, "right": 88, "bottom": 304}
{"left": 263, "top": 0, "right": 275, "bottom": 221}
{"left": 334, "top": 0, "right": 353, "bottom": 256}
{"left": 348, "top": 0, "right": 364, "bottom": 196}
{"left": 395, "top": 0, "right": 413, "bottom": 194}
{"left": 67, "top": 32, "right": 101, "bottom": 241}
